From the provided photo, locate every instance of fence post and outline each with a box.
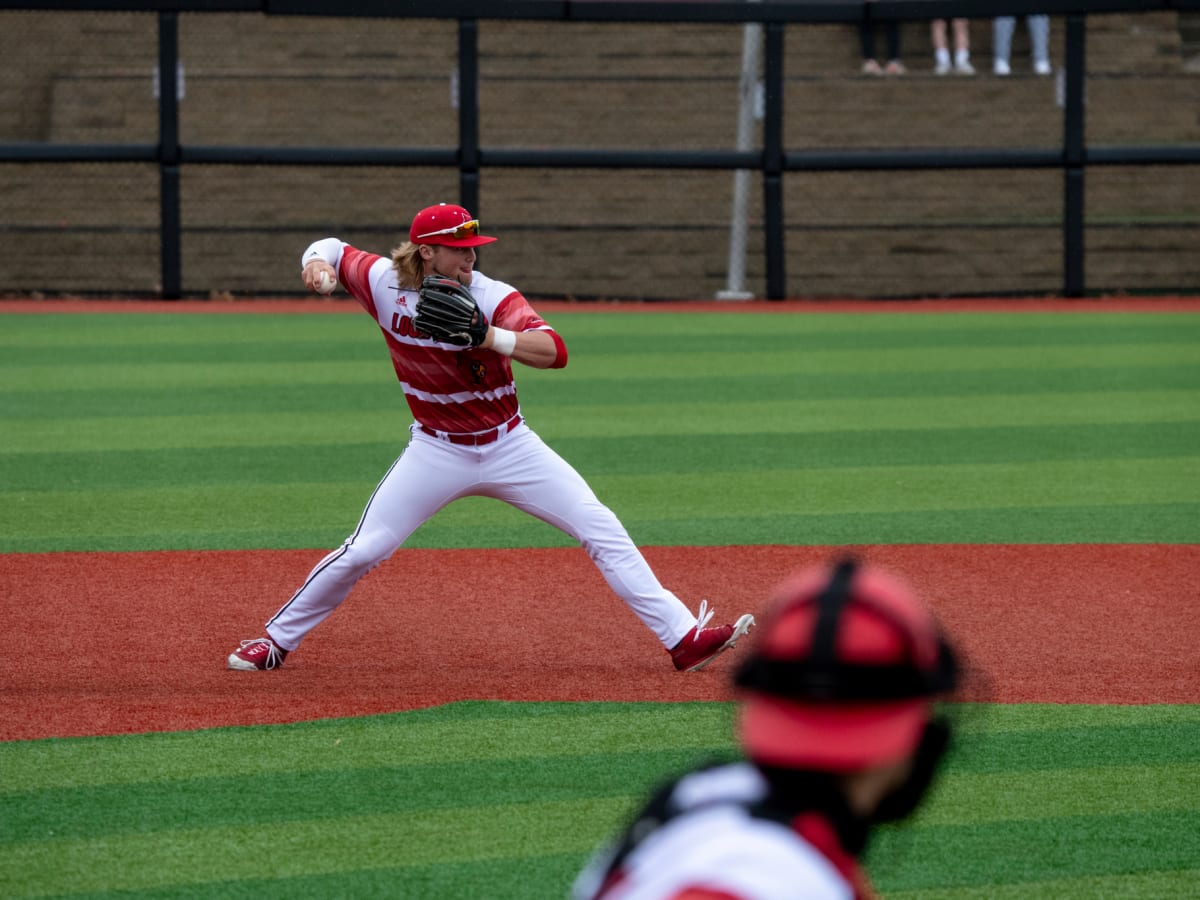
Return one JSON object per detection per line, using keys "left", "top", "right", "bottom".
{"left": 1062, "top": 13, "right": 1086, "bottom": 298}
{"left": 762, "top": 21, "right": 785, "bottom": 300}
{"left": 158, "top": 10, "right": 182, "bottom": 299}
{"left": 458, "top": 19, "right": 480, "bottom": 219}
{"left": 717, "top": 12, "right": 762, "bottom": 300}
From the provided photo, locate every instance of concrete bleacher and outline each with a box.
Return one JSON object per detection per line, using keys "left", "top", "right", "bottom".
{"left": 2, "top": 11, "right": 1196, "bottom": 298}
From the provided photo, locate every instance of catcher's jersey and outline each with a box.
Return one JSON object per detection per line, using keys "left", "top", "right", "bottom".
{"left": 574, "top": 763, "right": 865, "bottom": 900}
{"left": 332, "top": 242, "right": 566, "bottom": 434}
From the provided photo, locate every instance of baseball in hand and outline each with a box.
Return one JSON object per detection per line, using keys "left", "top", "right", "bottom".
{"left": 315, "top": 270, "right": 337, "bottom": 295}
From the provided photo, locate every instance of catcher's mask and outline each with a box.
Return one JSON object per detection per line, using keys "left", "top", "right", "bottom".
{"left": 735, "top": 558, "right": 958, "bottom": 772}
{"left": 410, "top": 203, "right": 497, "bottom": 247}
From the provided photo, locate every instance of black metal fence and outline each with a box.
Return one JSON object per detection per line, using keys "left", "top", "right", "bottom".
{"left": 1, "top": 1, "right": 1198, "bottom": 300}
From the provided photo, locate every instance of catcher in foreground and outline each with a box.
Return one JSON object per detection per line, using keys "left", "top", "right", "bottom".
{"left": 228, "top": 203, "right": 753, "bottom": 673}
{"left": 574, "top": 558, "right": 964, "bottom": 900}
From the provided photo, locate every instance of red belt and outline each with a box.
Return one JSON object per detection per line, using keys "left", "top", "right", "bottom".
{"left": 419, "top": 413, "right": 522, "bottom": 447}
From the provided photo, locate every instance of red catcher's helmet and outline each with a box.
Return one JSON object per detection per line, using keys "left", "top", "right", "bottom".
{"left": 734, "top": 559, "right": 958, "bottom": 772}
{"left": 409, "top": 203, "right": 497, "bottom": 248}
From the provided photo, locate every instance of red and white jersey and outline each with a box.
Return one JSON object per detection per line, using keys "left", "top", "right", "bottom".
{"left": 324, "top": 241, "right": 567, "bottom": 434}
{"left": 574, "top": 763, "right": 870, "bottom": 900}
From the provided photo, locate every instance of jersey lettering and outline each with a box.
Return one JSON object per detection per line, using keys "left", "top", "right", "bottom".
{"left": 390, "top": 311, "right": 427, "bottom": 339}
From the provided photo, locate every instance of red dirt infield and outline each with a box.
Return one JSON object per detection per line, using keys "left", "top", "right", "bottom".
{"left": 1, "top": 543, "right": 1195, "bottom": 742}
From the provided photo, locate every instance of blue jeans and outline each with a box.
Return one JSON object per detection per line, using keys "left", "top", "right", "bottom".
{"left": 994, "top": 15, "right": 1050, "bottom": 66}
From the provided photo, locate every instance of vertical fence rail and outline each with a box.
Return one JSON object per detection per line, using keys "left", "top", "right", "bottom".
{"left": 762, "top": 21, "right": 786, "bottom": 300}
{"left": 458, "top": 18, "right": 480, "bottom": 219}
{"left": 1062, "top": 13, "right": 1087, "bottom": 298}
{"left": 158, "top": 10, "right": 182, "bottom": 299}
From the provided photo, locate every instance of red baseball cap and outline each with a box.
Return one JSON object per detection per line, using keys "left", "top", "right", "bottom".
{"left": 409, "top": 203, "right": 497, "bottom": 247}
{"left": 735, "top": 561, "right": 958, "bottom": 772}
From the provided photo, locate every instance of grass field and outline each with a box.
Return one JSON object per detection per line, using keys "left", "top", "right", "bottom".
{"left": 3, "top": 309, "right": 1198, "bottom": 552}
{"left": 1, "top": 304, "right": 1198, "bottom": 897}
{"left": 1, "top": 703, "right": 1198, "bottom": 898}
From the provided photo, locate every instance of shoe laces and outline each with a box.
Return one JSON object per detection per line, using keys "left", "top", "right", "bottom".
{"left": 240, "top": 638, "right": 284, "bottom": 669}
{"left": 692, "top": 600, "right": 715, "bottom": 639}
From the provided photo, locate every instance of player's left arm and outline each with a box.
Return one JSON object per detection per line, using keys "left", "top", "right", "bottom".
{"left": 487, "top": 291, "right": 568, "bottom": 369}
{"left": 483, "top": 327, "right": 560, "bottom": 368}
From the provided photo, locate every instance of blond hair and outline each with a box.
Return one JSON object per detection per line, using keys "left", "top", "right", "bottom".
{"left": 391, "top": 242, "right": 425, "bottom": 289}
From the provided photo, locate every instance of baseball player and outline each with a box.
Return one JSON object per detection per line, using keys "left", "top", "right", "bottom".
{"left": 573, "top": 558, "right": 962, "bottom": 900}
{"left": 228, "top": 203, "right": 754, "bottom": 673}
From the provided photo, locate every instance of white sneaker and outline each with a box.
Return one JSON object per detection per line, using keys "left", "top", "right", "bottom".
{"left": 994, "top": 59, "right": 1011, "bottom": 76}
{"left": 935, "top": 59, "right": 951, "bottom": 76}
{"left": 954, "top": 59, "right": 976, "bottom": 76}
{"left": 1033, "top": 60, "right": 1052, "bottom": 76}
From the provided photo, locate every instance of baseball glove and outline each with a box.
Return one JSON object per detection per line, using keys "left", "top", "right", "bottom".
{"left": 415, "top": 275, "right": 489, "bottom": 347}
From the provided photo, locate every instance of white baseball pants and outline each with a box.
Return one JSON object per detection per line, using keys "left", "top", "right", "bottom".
{"left": 265, "top": 423, "right": 698, "bottom": 651}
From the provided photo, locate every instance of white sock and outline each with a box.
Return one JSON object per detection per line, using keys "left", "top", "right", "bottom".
{"left": 955, "top": 48, "right": 970, "bottom": 66}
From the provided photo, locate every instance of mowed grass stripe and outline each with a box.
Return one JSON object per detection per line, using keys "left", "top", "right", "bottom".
{"left": 954, "top": 702, "right": 1200, "bottom": 732}
{"left": 883, "top": 870, "right": 1200, "bottom": 900}
{"left": 63, "top": 864, "right": 1200, "bottom": 900}
{"left": 13, "top": 454, "right": 1198, "bottom": 513}
{"left": 867, "top": 811, "right": 1200, "bottom": 893}
{"left": 4, "top": 388, "right": 1197, "bottom": 452}
{"left": 0, "top": 338, "right": 376, "bottom": 367}
{"left": 0, "top": 703, "right": 736, "bottom": 794}
{"left": 0, "top": 749, "right": 724, "bottom": 843}
{"left": 0, "top": 797, "right": 630, "bottom": 896}
{"left": 1, "top": 309, "right": 1193, "bottom": 349}
{"left": 948, "top": 717, "right": 1200, "bottom": 773}
{"left": 7, "top": 365, "right": 1200, "bottom": 420}
{"left": 150, "top": 853, "right": 591, "bottom": 900}
{"left": 4, "top": 458, "right": 1198, "bottom": 551}
{"left": 34, "top": 863, "right": 1200, "bottom": 900}
{"left": 4, "top": 758, "right": 1194, "bottom": 846}
{"left": 4, "top": 341, "right": 1196, "bottom": 394}
{"left": 0, "top": 358, "right": 388, "bottom": 393}
{"left": 557, "top": 342, "right": 1200, "bottom": 380}
{"left": 627, "top": 504, "right": 1200, "bottom": 546}
{"left": 5, "top": 355, "right": 1200, "bottom": 421}
{"left": 524, "top": 364, "right": 1200, "bottom": 407}
{"left": 5, "top": 422, "right": 1199, "bottom": 491}
{"left": 3, "top": 796, "right": 1197, "bottom": 899}
{"left": 0, "top": 314, "right": 374, "bottom": 350}
{"left": 7, "top": 703, "right": 1194, "bottom": 795}
{"left": 546, "top": 309, "right": 1200, "bottom": 339}
{"left": 920, "top": 763, "right": 1200, "bottom": 824}
{"left": 5, "top": 502, "right": 1197, "bottom": 552}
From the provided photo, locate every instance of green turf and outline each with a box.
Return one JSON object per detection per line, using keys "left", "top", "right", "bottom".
{"left": 3, "top": 307, "right": 1197, "bottom": 898}
{"left": 1, "top": 702, "right": 1197, "bottom": 898}
{"left": 2, "top": 310, "right": 1198, "bottom": 551}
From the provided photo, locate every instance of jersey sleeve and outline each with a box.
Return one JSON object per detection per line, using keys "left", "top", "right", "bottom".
{"left": 493, "top": 291, "right": 569, "bottom": 369}
{"left": 336, "top": 245, "right": 389, "bottom": 319}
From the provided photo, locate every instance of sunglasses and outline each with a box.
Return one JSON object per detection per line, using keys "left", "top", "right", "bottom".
{"left": 416, "top": 219, "right": 480, "bottom": 240}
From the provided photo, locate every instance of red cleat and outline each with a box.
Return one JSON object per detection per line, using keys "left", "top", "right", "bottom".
{"left": 670, "top": 602, "right": 755, "bottom": 672}
{"left": 228, "top": 637, "right": 288, "bottom": 671}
